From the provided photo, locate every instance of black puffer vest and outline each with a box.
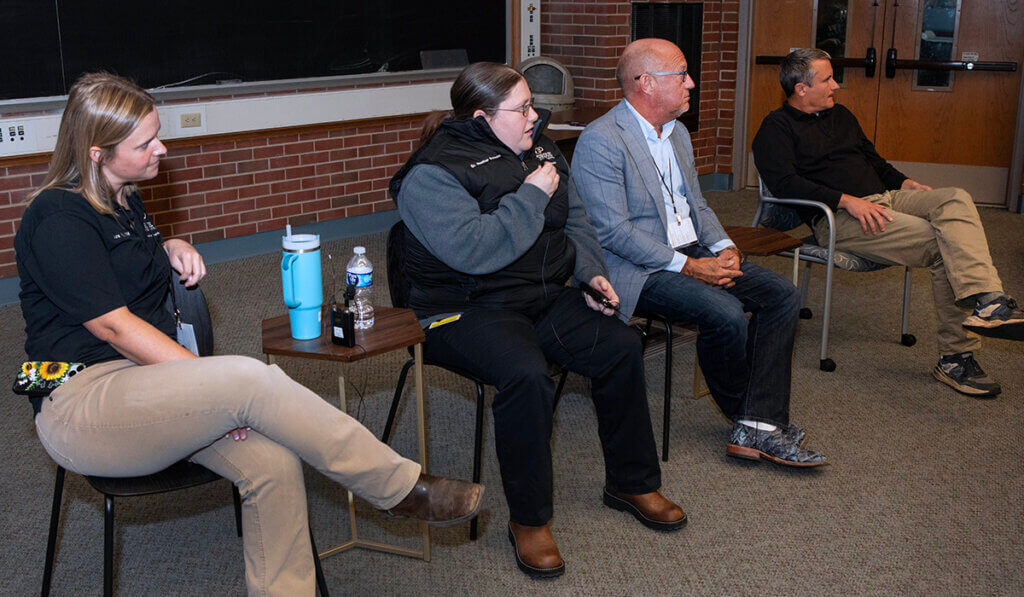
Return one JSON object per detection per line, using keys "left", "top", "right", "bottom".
{"left": 389, "top": 116, "right": 575, "bottom": 318}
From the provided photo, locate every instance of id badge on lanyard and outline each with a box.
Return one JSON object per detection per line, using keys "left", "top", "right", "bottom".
{"left": 667, "top": 211, "right": 698, "bottom": 249}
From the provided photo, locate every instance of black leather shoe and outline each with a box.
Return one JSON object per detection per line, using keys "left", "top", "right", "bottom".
{"left": 508, "top": 522, "right": 565, "bottom": 578}
{"left": 382, "top": 473, "right": 483, "bottom": 527}
{"left": 726, "top": 423, "right": 828, "bottom": 468}
{"left": 602, "top": 488, "right": 687, "bottom": 531}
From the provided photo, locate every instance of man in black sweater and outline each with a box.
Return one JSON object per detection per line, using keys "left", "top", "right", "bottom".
{"left": 753, "top": 48, "right": 1022, "bottom": 398}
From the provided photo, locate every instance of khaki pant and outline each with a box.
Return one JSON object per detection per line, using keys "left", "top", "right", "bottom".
{"left": 813, "top": 187, "right": 1002, "bottom": 355}
{"left": 35, "top": 356, "right": 421, "bottom": 596}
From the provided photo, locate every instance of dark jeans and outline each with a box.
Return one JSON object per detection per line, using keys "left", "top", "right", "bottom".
{"left": 636, "top": 246, "right": 799, "bottom": 426}
{"left": 423, "top": 286, "right": 661, "bottom": 526}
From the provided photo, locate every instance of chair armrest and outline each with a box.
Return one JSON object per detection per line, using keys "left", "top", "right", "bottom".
{"left": 755, "top": 176, "right": 837, "bottom": 254}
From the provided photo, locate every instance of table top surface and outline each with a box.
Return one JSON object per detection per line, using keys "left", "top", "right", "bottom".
{"left": 545, "top": 106, "right": 608, "bottom": 142}
{"left": 261, "top": 306, "right": 425, "bottom": 363}
{"left": 723, "top": 225, "right": 803, "bottom": 256}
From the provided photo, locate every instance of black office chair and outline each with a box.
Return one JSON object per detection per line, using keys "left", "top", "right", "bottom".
{"left": 380, "top": 220, "right": 568, "bottom": 541}
{"left": 38, "top": 278, "right": 329, "bottom": 597}
{"left": 754, "top": 177, "right": 915, "bottom": 371}
{"left": 630, "top": 310, "right": 708, "bottom": 462}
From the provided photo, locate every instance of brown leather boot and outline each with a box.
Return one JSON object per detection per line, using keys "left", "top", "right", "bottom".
{"left": 507, "top": 521, "right": 565, "bottom": 578}
{"left": 602, "top": 488, "right": 687, "bottom": 531}
{"left": 382, "top": 473, "right": 483, "bottom": 527}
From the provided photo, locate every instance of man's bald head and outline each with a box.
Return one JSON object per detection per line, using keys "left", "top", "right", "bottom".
{"left": 617, "top": 38, "right": 684, "bottom": 97}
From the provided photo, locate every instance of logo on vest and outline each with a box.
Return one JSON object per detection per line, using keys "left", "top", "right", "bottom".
{"left": 469, "top": 154, "right": 501, "bottom": 168}
{"left": 533, "top": 146, "right": 556, "bottom": 163}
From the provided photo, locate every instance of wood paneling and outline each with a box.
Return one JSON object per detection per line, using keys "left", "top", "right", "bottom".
{"left": 745, "top": 0, "right": 813, "bottom": 154}
{"left": 874, "top": 0, "right": 1023, "bottom": 167}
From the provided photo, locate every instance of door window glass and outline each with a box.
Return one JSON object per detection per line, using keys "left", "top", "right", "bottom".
{"left": 814, "top": 0, "right": 850, "bottom": 84}
{"left": 915, "top": 0, "right": 961, "bottom": 89}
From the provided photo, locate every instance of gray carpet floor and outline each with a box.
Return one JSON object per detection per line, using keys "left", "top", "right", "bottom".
{"left": 1, "top": 190, "right": 1021, "bottom": 596}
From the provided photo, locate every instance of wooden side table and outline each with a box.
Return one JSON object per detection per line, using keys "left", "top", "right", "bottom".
{"left": 261, "top": 306, "right": 431, "bottom": 561}
{"left": 724, "top": 225, "right": 804, "bottom": 285}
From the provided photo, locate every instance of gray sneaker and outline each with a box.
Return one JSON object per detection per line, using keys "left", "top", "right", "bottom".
{"left": 963, "top": 295, "right": 1024, "bottom": 341}
{"left": 726, "top": 423, "right": 828, "bottom": 468}
{"left": 933, "top": 352, "right": 1001, "bottom": 397}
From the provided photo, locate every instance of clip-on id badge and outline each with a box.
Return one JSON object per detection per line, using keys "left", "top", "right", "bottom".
{"left": 176, "top": 321, "right": 199, "bottom": 356}
{"left": 667, "top": 216, "right": 697, "bottom": 249}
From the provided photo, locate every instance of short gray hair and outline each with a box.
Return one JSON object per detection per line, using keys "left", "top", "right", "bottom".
{"left": 779, "top": 48, "right": 831, "bottom": 97}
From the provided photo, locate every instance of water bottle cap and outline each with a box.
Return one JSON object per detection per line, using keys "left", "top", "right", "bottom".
{"left": 353, "top": 246, "right": 366, "bottom": 255}
{"left": 282, "top": 233, "right": 320, "bottom": 252}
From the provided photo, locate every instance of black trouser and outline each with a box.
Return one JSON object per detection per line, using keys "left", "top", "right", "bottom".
{"left": 423, "top": 286, "right": 661, "bottom": 526}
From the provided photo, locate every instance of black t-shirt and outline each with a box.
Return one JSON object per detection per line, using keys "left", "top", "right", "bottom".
{"left": 15, "top": 187, "right": 175, "bottom": 365}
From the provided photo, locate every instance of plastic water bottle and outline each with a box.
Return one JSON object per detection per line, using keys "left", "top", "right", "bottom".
{"left": 346, "top": 246, "right": 374, "bottom": 329}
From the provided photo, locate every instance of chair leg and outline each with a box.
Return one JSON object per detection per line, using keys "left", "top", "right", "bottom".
{"left": 469, "top": 382, "right": 486, "bottom": 541}
{"left": 103, "top": 496, "right": 115, "bottom": 597}
{"left": 642, "top": 318, "right": 654, "bottom": 348}
{"left": 309, "top": 528, "right": 329, "bottom": 597}
{"left": 818, "top": 259, "right": 837, "bottom": 372}
{"left": 662, "top": 320, "right": 672, "bottom": 463}
{"left": 900, "top": 266, "right": 917, "bottom": 347}
{"left": 692, "top": 356, "right": 709, "bottom": 400}
{"left": 381, "top": 358, "right": 415, "bottom": 443}
{"left": 232, "top": 485, "right": 243, "bottom": 537}
{"left": 41, "top": 466, "right": 66, "bottom": 597}
{"left": 798, "top": 262, "right": 813, "bottom": 319}
{"left": 552, "top": 369, "right": 568, "bottom": 410}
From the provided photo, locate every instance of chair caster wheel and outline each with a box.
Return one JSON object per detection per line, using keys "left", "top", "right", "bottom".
{"left": 819, "top": 358, "right": 836, "bottom": 372}
{"left": 901, "top": 334, "right": 916, "bottom": 347}
{"left": 799, "top": 307, "right": 813, "bottom": 319}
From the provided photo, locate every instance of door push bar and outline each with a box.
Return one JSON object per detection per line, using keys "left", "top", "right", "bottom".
{"left": 884, "top": 48, "right": 1018, "bottom": 78}
{"left": 755, "top": 48, "right": 877, "bottom": 78}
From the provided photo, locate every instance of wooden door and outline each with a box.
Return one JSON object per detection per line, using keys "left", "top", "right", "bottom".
{"left": 744, "top": 0, "right": 1024, "bottom": 206}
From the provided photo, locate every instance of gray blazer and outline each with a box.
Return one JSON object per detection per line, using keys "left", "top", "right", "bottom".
{"left": 571, "top": 100, "right": 729, "bottom": 319}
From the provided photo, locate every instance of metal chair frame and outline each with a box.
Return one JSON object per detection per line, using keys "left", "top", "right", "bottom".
{"left": 754, "top": 177, "right": 915, "bottom": 371}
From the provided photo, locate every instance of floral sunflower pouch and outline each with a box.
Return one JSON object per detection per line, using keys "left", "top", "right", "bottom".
{"left": 13, "top": 361, "right": 86, "bottom": 397}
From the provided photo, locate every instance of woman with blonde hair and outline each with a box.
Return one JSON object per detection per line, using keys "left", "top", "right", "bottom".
{"left": 16, "top": 72, "right": 482, "bottom": 596}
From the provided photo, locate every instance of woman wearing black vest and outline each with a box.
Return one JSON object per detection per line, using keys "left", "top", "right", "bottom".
{"left": 390, "top": 62, "right": 686, "bottom": 578}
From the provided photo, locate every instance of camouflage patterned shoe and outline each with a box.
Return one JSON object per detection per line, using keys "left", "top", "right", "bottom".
{"left": 783, "top": 423, "right": 807, "bottom": 447}
{"left": 933, "top": 352, "right": 1001, "bottom": 397}
{"left": 726, "top": 423, "right": 828, "bottom": 468}
{"left": 962, "top": 295, "right": 1024, "bottom": 341}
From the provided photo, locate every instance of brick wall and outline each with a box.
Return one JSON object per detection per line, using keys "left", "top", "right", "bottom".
{"left": 542, "top": 0, "right": 740, "bottom": 175}
{"left": 0, "top": 117, "right": 425, "bottom": 279}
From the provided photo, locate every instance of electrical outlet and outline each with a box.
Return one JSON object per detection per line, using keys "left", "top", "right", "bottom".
{"left": 180, "top": 112, "right": 203, "bottom": 128}
{"left": 0, "top": 120, "right": 39, "bottom": 156}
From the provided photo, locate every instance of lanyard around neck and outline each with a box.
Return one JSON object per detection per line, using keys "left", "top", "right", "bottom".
{"left": 651, "top": 155, "right": 684, "bottom": 227}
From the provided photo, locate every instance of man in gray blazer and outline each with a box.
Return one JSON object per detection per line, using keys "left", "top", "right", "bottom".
{"left": 572, "top": 38, "right": 827, "bottom": 467}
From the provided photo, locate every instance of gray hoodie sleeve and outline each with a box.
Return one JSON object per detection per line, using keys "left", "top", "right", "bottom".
{"left": 395, "top": 163, "right": 550, "bottom": 275}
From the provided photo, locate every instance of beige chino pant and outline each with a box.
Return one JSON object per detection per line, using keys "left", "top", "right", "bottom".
{"left": 35, "top": 356, "right": 421, "bottom": 597}
{"left": 813, "top": 187, "right": 1002, "bottom": 355}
